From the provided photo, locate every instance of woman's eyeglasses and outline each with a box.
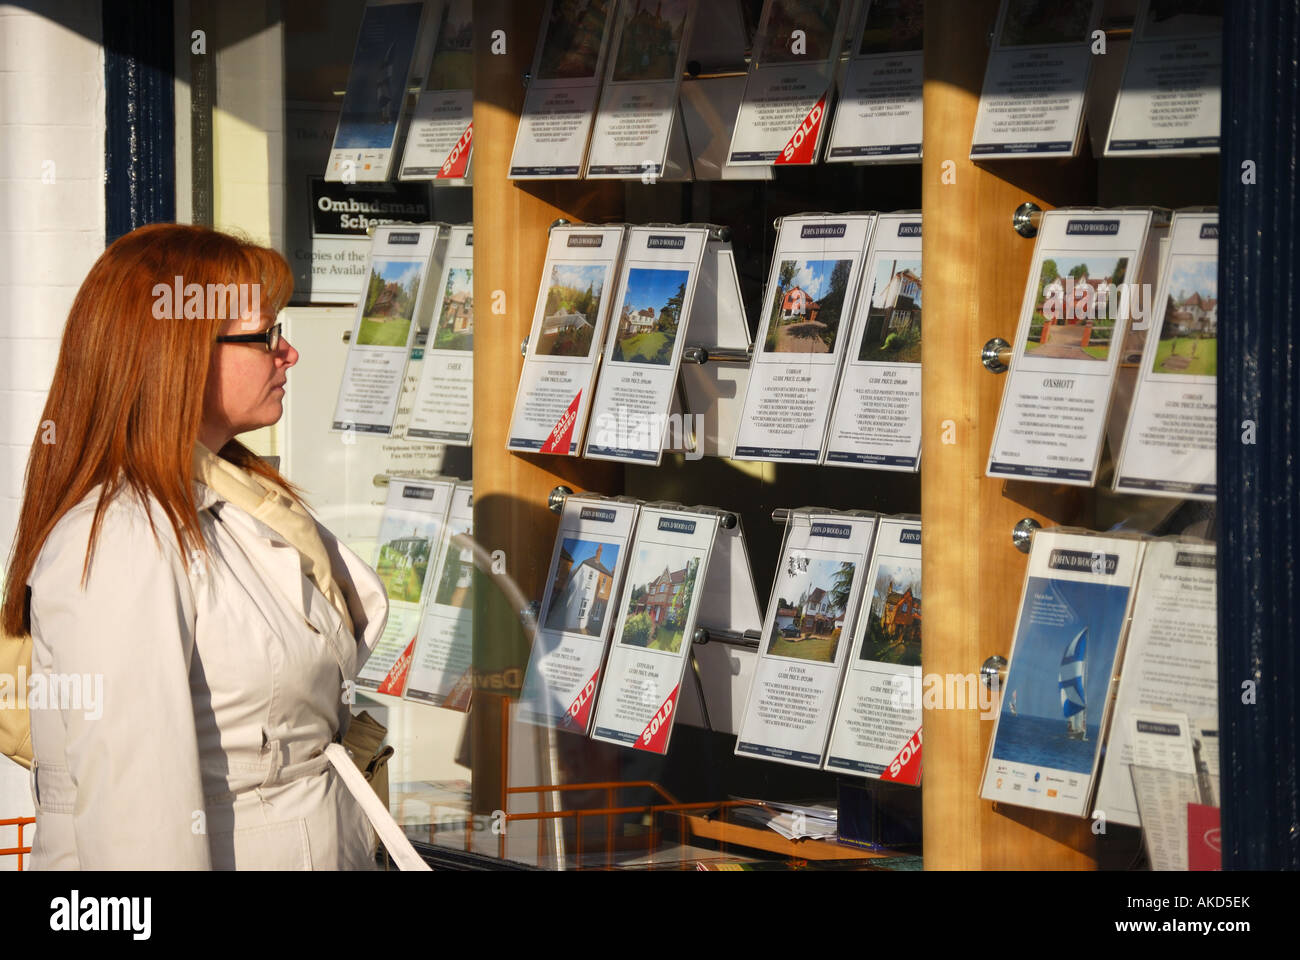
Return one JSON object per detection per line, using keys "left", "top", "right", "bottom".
{"left": 216, "top": 321, "right": 281, "bottom": 352}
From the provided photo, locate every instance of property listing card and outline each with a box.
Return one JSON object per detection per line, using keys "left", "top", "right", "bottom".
{"left": 409, "top": 225, "right": 474, "bottom": 444}
{"left": 585, "top": 0, "right": 698, "bottom": 179}
{"left": 400, "top": 0, "right": 475, "bottom": 181}
{"left": 825, "top": 517, "right": 922, "bottom": 783}
{"left": 334, "top": 224, "right": 443, "bottom": 435}
{"left": 727, "top": 0, "right": 853, "bottom": 165}
{"left": 585, "top": 226, "right": 708, "bottom": 463}
{"left": 1095, "top": 540, "right": 1217, "bottom": 827}
{"left": 404, "top": 483, "right": 474, "bottom": 709}
{"left": 824, "top": 213, "right": 922, "bottom": 469}
{"left": 987, "top": 208, "right": 1155, "bottom": 485}
{"left": 508, "top": 224, "right": 627, "bottom": 455}
{"left": 1114, "top": 211, "right": 1217, "bottom": 499}
{"left": 357, "top": 477, "right": 457, "bottom": 695}
{"left": 735, "top": 510, "right": 877, "bottom": 769}
{"left": 825, "top": 0, "right": 924, "bottom": 162}
{"left": 734, "top": 213, "right": 874, "bottom": 462}
{"left": 981, "top": 530, "right": 1145, "bottom": 818}
{"left": 590, "top": 507, "right": 720, "bottom": 753}
{"left": 969, "top": 0, "right": 1103, "bottom": 158}
{"left": 327, "top": 0, "right": 429, "bottom": 182}
{"left": 1105, "top": 0, "right": 1221, "bottom": 156}
{"left": 518, "top": 496, "right": 640, "bottom": 733}
{"left": 1129, "top": 716, "right": 1204, "bottom": 871}
{"left": 509, "top": 0, "right": 619, "bottom": 178}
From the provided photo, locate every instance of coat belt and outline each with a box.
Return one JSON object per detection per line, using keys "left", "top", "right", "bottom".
{"left": 202, "top": 739, "right": 333, "bottom": 803}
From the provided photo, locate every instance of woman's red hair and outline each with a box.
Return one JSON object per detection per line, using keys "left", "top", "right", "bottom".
{"left": 2, "top": 223, "right": 301, "bottom": 637}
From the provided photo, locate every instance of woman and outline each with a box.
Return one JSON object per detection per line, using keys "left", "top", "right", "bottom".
{"left": 0, "top": 224, "right": 389, "bottom": 869}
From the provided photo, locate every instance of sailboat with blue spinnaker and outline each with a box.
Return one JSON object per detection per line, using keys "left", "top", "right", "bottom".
{"left": 1059, "top": 627, "right": 1087, "bottom": 741}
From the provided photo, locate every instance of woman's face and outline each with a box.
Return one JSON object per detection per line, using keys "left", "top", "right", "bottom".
{"left": 199, "top": 308, "right": 298, "bottom": 451}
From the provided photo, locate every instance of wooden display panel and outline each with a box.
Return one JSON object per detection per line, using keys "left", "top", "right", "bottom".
{"left": 470, "top": 1, "right": 624, "bottom": 822}
{"left": 920, "top": 0, "right": 1097, "bottom": 870}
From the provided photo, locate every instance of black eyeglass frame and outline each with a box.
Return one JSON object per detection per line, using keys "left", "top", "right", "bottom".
{"left": 215, "top": 321, "right": 282, "bottom": 352}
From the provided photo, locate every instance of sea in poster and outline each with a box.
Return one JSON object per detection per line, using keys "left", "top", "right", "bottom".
{"left": 990, "top": 575, "right": 1130, "bottom": 774}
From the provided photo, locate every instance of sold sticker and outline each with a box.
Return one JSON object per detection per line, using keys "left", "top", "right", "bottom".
{"left": 438, "top": 122, "right": 473, "bottom": 179}
{"left": 775, "top": 94, "right": 827, "bottom": 165}
{"left": 563, "top": 669, "right": 600, "bottom": 732}
{"left": 636, "top": 685, "right": 679, "bottom": 754}
{"left": 881, "top": 726, "right": 922, "bottom": 785}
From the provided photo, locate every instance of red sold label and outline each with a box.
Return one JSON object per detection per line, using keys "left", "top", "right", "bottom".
{"left": 438, "top": 121, "right": 473, "bottom": 178}
{"left": 637, "top": 685, "right": 678, "bottom": 753}
{"left": 564, "top": 670, "right": 600, "bottom": 732}
{"left": 882, "top": 726, "right": 922, "bottom": 785}
{"left": 775, "top": 95, "right": 827, "bottom": 165}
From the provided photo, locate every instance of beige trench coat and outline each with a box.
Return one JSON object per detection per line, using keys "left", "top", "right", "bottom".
{"left": 25, "top": 477, "right": 389, "bottom": 869}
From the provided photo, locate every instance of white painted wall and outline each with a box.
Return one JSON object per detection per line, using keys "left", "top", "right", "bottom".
{"left": 0, "top": 2, "right": 106, "bottom": 866}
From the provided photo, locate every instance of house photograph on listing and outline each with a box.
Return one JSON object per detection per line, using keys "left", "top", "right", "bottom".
{"left": 764, "top": 258, "right": 853, "bottom": 355}
{"left": 859, "top": 256, "right": 922, "bottom": 363}
{"left": 1152, "top": 257, "right": 1218, "bottom": 377}
{"left": 619, "top": 545, "right": 702, "bottom": 654}
{"left": 537, "top": 262, "right": 607, "bottom": 357}
{"left": 433, "top": 266, "right": 474, "bottom": 351}
{"left": 766, "top": 557, "right": 856, "bottom": 664}
{"left": 544, "top": 538, "right": 620, "bottom": 636}
{"left": 860, "top": 560, "right": 922, "bottom": 667}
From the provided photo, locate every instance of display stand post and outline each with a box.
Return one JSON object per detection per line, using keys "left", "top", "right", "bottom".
{"left": 674, "top": 518, "right": 762, "bottom": 734}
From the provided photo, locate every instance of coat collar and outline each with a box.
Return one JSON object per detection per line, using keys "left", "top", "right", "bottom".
{"left": 194, "top": 479, "right": 222, "bottom": 514}
{"left": 190, "top": 444, "right": 388, "bottom": 660}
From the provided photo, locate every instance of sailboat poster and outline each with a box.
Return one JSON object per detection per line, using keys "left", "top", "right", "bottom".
{"left": 981, "top": 531, "right": 1144, "bottom": 817}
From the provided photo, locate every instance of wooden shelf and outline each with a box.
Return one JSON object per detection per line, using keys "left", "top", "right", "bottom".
{"left": 682, "top": 813, "right": 901, "bottom": 861}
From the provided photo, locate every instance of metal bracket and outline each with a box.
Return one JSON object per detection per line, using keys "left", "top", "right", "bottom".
{"left": 1012, "top": 518, "right": 1041, "bottom": 554}
{"left": 678, "top": 222, "right": 732, "bottom": 243}
{"left": 1012, "top": 202, "right": 1042, "bottom": 238}
{"left": 692, "top": 626, "right": 761, "bottom": 649}
{"left": 520, "top": 336, "right": 529, "bottom": 357}
{"left": 547, "top": 485, "right": 573, "bottom": 515}
{"left": 982, "top": 337, "right": 1012, "bottom": 373}
{"left": 981, "top": 655, "right": 1008, "bottom": 691}
{"left": 770, "top": 506, "right": 873, "bottom": 525}
{"left": 681, "top": 344, "right": 753, "bottom": 365}
{"left": 344, "top": 329, "right": 428, "bottom": 347}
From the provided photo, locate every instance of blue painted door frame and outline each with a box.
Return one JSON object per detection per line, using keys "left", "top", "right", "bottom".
{"left": 1218, "top": 0, "right": 1300, "bottom": 871}
{"left": 104, "top": 0, "right": 175, "bottom": 244}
